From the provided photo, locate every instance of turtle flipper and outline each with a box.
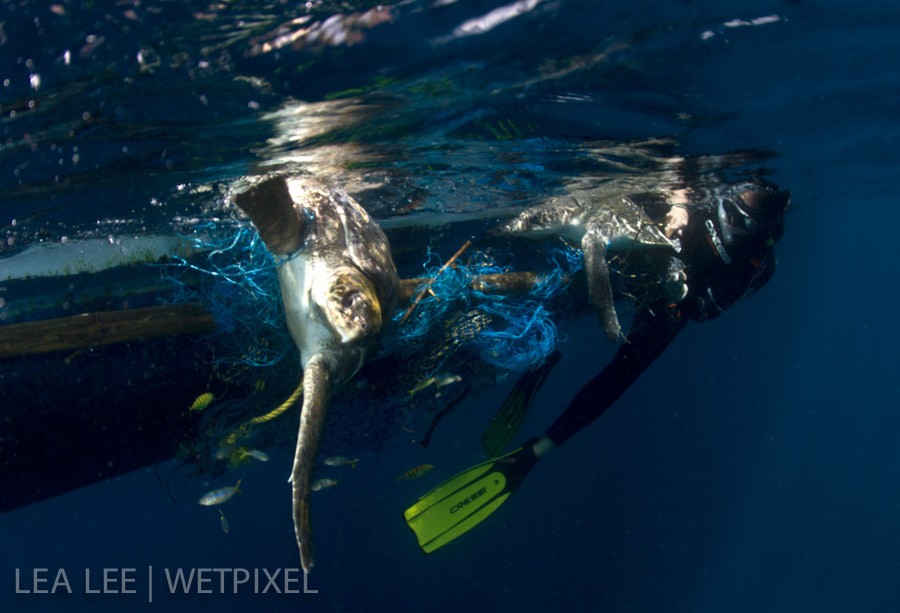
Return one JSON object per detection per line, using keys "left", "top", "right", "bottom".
{"left": 582, "top": 224, "right": 621, "bottom": 343}
{"left": 290, "top": 355, "right": 333, "bottom": 573}
{"left": 233, "top": 176, "right": 308, "bottom": 256}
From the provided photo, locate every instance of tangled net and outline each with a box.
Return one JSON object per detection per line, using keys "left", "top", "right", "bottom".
{"left": 386, "top": 242, "right": 583, "bottom": 373}
{"left": 163, "top": 221, "right": 293, "bottom": 383}
{"left": 162, "top": 221, "right": 584, "bottom": 462}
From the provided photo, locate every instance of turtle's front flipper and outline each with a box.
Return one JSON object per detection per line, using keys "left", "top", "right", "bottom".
{"left": 582, "top": 224, "right": 621, "bottom": 343}
{"left": 233, "top": 176, "right": 308, "bottom": 256}
{"left": 290, "top": 354, "right": 332, "bottom": 573}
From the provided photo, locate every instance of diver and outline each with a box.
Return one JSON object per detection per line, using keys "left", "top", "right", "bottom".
{"left": 403, "top": 178, "right": 791, "bottom": 553}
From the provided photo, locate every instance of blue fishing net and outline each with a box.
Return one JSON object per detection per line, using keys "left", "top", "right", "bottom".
{"left": 162, "top": 221, "right": 293, "bottom": 380}
{"left": 387, "top": 242, "right": 582, "bottom": 372}
{"left": 159, "top": 221, "right": 304, "bottom": 472}
{"left": 165, "top": 220, "right": 582, "bottom": 379}
{"left": 161, "top": 222, "right": 584, "bottom": 459}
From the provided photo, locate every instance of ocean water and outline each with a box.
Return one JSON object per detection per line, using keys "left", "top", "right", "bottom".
{"left": 2, "top": 1, "right": 899, "bottom": 612}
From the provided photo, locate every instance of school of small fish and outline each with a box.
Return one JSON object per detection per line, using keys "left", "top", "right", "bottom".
{"left": 407, "top": 373, "right": 462, "bottom": 398}
{"left": 196, "top": 450, "right": 435, "bottom": 540}
{"left": 311, "top": 456, "right": 358, "bottom": 493}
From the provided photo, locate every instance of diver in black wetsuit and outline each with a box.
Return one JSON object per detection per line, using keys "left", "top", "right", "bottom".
{"left": 403, "top": 178, "right": 791, "bottom": 552}
{"left": 532, "top": 178, "right": 791, "bottom": 454}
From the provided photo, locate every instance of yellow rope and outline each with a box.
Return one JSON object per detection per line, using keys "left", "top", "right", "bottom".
{"left": 216, "top": 377, "right": 303, "bottom": 455}
{"left": 246, "top": 378, "right": 304, "bottom": 425}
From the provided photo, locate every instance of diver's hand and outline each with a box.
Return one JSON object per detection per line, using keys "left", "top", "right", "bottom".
{"left": 664, "top": 205, "right": 689, "bottom": 238}
{"left": 664, "top": 257, "right": 689, "bottom": 302}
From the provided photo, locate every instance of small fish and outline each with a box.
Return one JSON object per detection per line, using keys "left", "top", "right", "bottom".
{"left": 217, "top": 446, "right": 269, "bottom": 467}
{"left": 198, "top": 479, "right": 241, "bottom": 506}
{"left": 241, "top": 449, "right": 269, "bottom": 463}
{"left": 408, "top": 373, "right": 462, "bottom": 397}
{"left": 434, "top": 373, "right": 462, "bottom": 387}
{"left": 189, "top": 392, "right": 215, "bottom": 412}
{"left": 397, "top": 464, "right": 434, "bottom": 481}
{"left": 218, "top": 509, "right": 230, "bottom": 534}
{"left": 311, "top": 477, "right": 339, "bottom": 492}
{"left": 215, "top": 444, "right": 235, "bottom": 461}
{"left": 324, "top": 455, "right": 359, "bottom": 469}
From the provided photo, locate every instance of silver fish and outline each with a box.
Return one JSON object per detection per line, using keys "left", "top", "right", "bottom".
{"left": 323, "top": 456, "right": 359, "bottom": 468}
{"left": 198, "top": 479, "right": 241, "bottom": 506}
{"left": 311, "top": 478, "right": 339, "bottom": 492}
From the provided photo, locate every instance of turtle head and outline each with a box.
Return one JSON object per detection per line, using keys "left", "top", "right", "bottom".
{"left": 322, "top": 266, "right": 383, "bottom": 344}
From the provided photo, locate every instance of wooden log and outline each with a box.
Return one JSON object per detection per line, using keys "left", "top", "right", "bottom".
{"left": 0, "top": 303, "right": 214, "bottom": 358}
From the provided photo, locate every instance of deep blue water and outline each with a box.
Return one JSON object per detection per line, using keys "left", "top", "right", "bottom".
{"left": 2, "top": 1, "right": 900, "bottom": 611}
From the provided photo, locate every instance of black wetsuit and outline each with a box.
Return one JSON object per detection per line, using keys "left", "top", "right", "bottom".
{"left": 545, "top": 196, "right": 779, "bottom": 446}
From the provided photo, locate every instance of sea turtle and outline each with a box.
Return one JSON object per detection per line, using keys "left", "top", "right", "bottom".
{"left": 496, "top": 190, "right": 680, "bottom": 342}
{"left": 233, "top": 175, "right": 399, "bottom": 572}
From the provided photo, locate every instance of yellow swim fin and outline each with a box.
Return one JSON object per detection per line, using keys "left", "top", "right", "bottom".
{"left": 403, "top": 442, "right": 541, "bottom": 554}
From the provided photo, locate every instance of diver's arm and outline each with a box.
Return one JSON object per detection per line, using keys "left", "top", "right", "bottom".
{"left": 625, "top": 193, "right": 689, "bottom": 236}
{"left": 543, "top": 305, "right": 687, "bottom": 448}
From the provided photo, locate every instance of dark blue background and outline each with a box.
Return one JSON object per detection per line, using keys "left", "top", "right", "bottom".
{"left": 2, "top": 1, "right": 899, "bottom": 611}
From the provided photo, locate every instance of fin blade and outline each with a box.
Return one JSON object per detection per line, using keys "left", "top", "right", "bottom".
{"left": 480, "top": 391, "right": 527, "bottom": 458}
{"left": 481, "top": 351, "right": 561, "bottom": 457}
{"left": 403, "top": 450, "right": 525, "bottom": 554}
{"left": 424, "top": 493, "right": 511, "bottom": 553}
